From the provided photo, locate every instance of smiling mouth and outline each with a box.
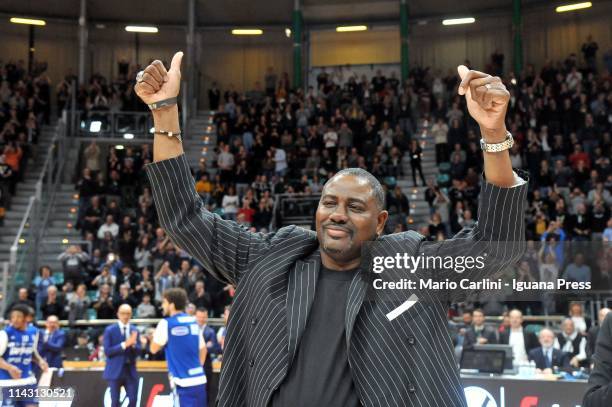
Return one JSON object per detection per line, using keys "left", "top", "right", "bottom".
{"left": 325, "top": 226, "right": 352, "bottom": 238}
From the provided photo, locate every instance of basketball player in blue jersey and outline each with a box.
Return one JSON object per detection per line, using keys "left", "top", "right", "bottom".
{"left": 0, "top": 305, "right": 48, "bottom": 407}
{"left": 151, "top": 288, "right": 207, "bottom": 406}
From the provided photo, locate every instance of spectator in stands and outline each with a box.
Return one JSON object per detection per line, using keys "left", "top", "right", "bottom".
{"left": 408, "top": 139, "right": 426, "bottom": 187}
{"left": 190, "top": 280, "right": 212, "bottom": 310}
{"left": 563, "top": 253, "right": 592, "bottom": 285}
{"left": 0, "top": 154, "right": 13, "bottom": 211}
{"left": 134, "top": 267, "right": 155, "bottom": 303}
{"left": 98, "top": 215, "right": 119, "bottom": 239}
{"left": 34, "top": 265, "right": 55, "bottom": 312}
{"left": 463, "top": 308, "right": 498, "bottom": 348}
{"left": 93, "top": 283, "right": 116, "bottom": 319}
{"left": 58, "top": 245, "right": 90, "bottom": 286}
{"left": 68, "top": 283, "right": 90, "bottom": 322}
{"left": 136, "top": 293, "right": 157, "bottom": 318}
{"left": 41, "top": 285, "right": 65, "bottom": 320}
{"left": 117, "top": 266, "right": 141, "bottom": 292}
{"left": 5, "top": 287, "right": 35, "bottom": 318}
{"left": 38, "top": 315, "right": 66, "bottom": 369}
{"left": 568, "top": 301, "right": 591, "bottom": 334}
{"left": 582, "top": 35, "right": 599, "bottom": 73}
{"left": 114, "top": 283, "right": 137, "bottom": 309}
{"left": 500, "top": 309, "right": 538, "bottom": 365}
{"left": 555, "top": 318, "right": 588, "bottom": 368}
{"left": 154, "top": 261, "right": 175, "bottom": 302}
{"left": 432, "top": 117, "right": 449, "bottom": 164}
{"left": 528, "top": 328, "right": 569, "bottom": 372}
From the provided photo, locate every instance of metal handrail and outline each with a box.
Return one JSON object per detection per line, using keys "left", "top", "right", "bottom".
{"left": 9, "top": 196, "right": 36, "bottom": 265}
{"left": 31, "top": 318, "right": 225, "bottom": 328}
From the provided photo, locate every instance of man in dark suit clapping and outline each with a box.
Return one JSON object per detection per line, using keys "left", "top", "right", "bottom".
{"left": 38, "top": 315, "right": 66, "bottom": 369}
{"left": 103, "top": 304, "right": 141, "bottom": 407}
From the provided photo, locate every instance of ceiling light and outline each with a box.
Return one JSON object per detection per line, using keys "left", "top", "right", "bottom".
{"left": 232, "top": 29, "right": 263, "bottom": 35}
{"left": 115, "top": 145, "right": 125, "bottom": 150}
{"left": 285, "top": 28, "right": 292, "bottom": 38}
{"left": 442, "top": 17, "right": 476, "bottom": 26}
{"left": 336, "top": 25, "right": 368, "bottom": 32}
{"left": 125, "top": 26, "right": 158, "bottom": 33}
{"left": 123, "top": 133, "right": 134, "bottom": 140}
{"left": 10, "top": 17, "right": 46, "bottom": 26}
{"left": 555, "top": 2, "right": 592, "bottom": 12}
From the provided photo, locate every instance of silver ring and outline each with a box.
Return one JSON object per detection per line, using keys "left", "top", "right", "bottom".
{"left": 485, "top": 83, "right": 492, "bottom": 90}
{"left": 136, "top": 70, "right": 145, "bottom": 83}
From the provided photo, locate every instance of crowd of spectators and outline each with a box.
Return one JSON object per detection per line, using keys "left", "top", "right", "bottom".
{"left": 451, "top": 303, "right": 608, "bottom": 374}
{"left": 0, "top": 59, "right": 49, "bottom": 221}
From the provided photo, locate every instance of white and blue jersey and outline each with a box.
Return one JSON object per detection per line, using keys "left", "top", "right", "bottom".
{"left": 153, "top": 313, "right": 206, "bottom": 388}
{"left": 0, "top": 325, "right": 38, "bottom": 387}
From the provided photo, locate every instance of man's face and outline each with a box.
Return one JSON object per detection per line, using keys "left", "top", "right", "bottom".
{"left": 316, "top": 174, "right": 387, "bottom": 265}
{"left": 473, "top": 311, "right": 485, "bottom": 326}
{"left": 18, "top": 289, "right": 27, "bottom": 300}
{"left": 509, "top": 311, "right": 523, "bottom": 329}
{"left": 118, "top": 306, "right": 132, "bottom": 324}
{"left": 563, "top": 320, "right": 575, "bottom": 335}
{"left": 196, "top": 311, "right": 208, "bottom": 327}
{"left": 46, "top": 316, "right": 59, "bottom": 332}
{"left": 10, "top": 311, "right": 26, "bottom": 330}
{"left": 539, "top": 329, "right": 554, "bottom": 348}
{"left": 161, "top": 298, "right": 170, "bottom": 316}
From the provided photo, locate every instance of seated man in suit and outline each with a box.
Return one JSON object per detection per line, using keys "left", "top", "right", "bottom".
{"left": 38, "top": 315, "right": 66, "bottom": 369}
{"left": 103, "top": 304, "right": 141, "bottom": 407}
{"left": 528, "top": 327, "right": 569, "bottom": 372}
{"left": 500, "top": 309, "right": 538, "bottom": 365}
{"left": 464, "top": 308, "right": 498, "bottom": 348}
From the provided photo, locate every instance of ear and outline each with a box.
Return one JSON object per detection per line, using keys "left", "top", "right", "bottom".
{"left": 377, "top": 210, "right": 389, "bottom": 237}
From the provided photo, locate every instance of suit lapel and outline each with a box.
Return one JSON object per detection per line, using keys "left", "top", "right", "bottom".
{"left": 286, "top": 250, "right": 321, "bottom": 365}
{"left": 345, "top": 270, "right": 369, "bottom": 350}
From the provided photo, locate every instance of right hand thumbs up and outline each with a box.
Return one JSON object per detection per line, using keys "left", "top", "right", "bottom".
{"left": 134, "top": 51, "right": 183, "bottom": 105}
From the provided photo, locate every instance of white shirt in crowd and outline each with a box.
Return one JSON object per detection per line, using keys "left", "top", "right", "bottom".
{"left": 509, "top": 328, "right": 528, "bottom": 364}
{"left": 274, "top": 148, "right": 287, "bottom": 173}
{"left": 222, "top": 195, "right": 239, "bottom": 215}
{"left": 98, "top": 222, "right": 119, "bottom": 239}
{"left": 323, "top": 130, "right": 338, "bottom": 148}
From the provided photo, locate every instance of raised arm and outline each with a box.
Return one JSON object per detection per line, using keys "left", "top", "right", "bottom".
{"left": 134, "top": 52, "right": 294, "bottom": 286}
{"left": 413, "top": 66, "right": 528, "bottom": 302}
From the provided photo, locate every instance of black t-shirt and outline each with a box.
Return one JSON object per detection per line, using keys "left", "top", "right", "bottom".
{"left": 270, "top": 266, "right": 360, "bottom": 407}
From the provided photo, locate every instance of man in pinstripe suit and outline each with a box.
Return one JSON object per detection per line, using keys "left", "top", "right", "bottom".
{"left": 134, "top": 52, "right": 528, "bottom": 407}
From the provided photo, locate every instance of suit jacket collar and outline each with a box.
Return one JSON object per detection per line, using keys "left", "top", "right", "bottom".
{"left": 286, "top": 249, "right": 370, "bottom": 365}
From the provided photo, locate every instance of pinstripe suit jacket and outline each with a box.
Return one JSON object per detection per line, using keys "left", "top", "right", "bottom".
{"left": 146, "top": 154, "right": 529, "bottom": 407}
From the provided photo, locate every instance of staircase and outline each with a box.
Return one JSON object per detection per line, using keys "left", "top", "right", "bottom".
{"left": 183, "top": 111, "right": 217, "bottom": 173}
{"left": 399, "top": 119, "right": 438, "bottom": 229}
{"left": 37, "top": 184, "right": 84, "bottom": 274}
{"left": 36, "top": 111, "right": 219, "bottom": 275}
{"left": 0, "top": 123, "right": 60, "bottom": 267}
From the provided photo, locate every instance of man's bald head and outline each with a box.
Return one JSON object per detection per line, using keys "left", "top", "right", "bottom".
{"left": 46, "top": 315, "right": 60, "bottom": 331}
{"left": 118, "top": 304, "right": 133, "bottom": 324}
